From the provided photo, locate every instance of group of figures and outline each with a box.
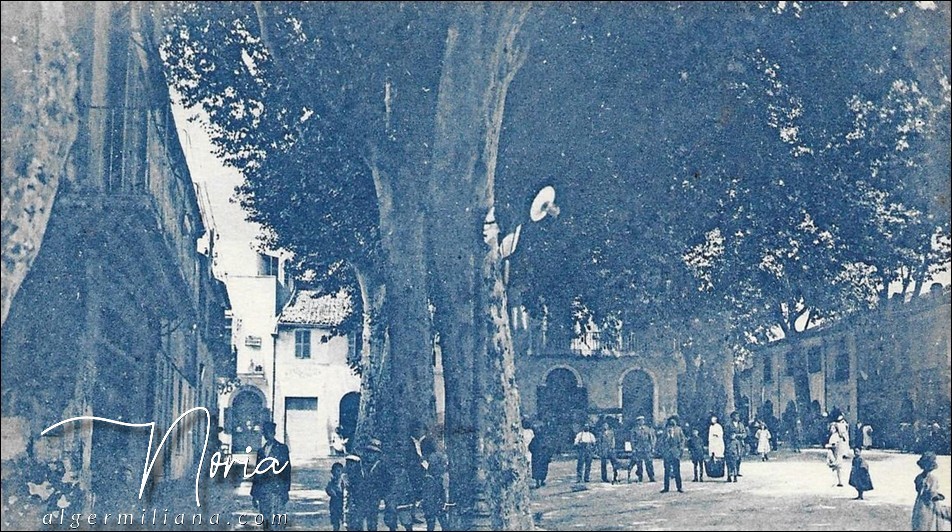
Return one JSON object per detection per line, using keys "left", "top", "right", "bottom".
{"left": 898, "top": 420, "right": 952, "bottom": 456}
{"left": 567, "top": 412, "right": 761, "bottom": 493}
{"left": 248, "top": 413, "right": 951, "bottom": 532}
{"left": 329, "top": 430, "right": 450, "bottom": 532}
{"left": 249, "top": 421, "right": 448, "bottom": 531}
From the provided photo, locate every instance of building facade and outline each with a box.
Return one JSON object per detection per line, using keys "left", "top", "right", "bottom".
{"left": 1, "top": 1, "right": 231, "bottom": 520}
{"left": 512, "top": 288, "right": 951, "bottom": 453}
{"left": 738, "top": 288, "right": 952, "bottom": 449}
{"left": 512, "top": 312, "right": 689, "bottom": 451}
{"left": 272, "top": 290, "right": 360, "bottom": 463}
{"left": 217, "top": 258, "right": 283, "bottom": 459}
{"left": 218, "top": 261, "right": 362, "bottom": 465}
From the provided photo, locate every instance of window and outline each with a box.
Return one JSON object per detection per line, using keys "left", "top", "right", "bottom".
{"left": 808, "top": 347, "right": 822, "bottom": 373}
{"left": 294, "top": 330, "right": 311, "bottom": 359}
{"left": 285, "top": 397, "right": 318, "bottom": 411}
{"left": 834, "top": 352, "right": 850, "bottom": 382}
{"left": 785, "top": 352, "right": 796, "bottom": 376}
{"left": 763, "top": 354, "right": 773, "bottom": 383}
{"left": 260, "top": 254, "right": 280, "bottom": 277}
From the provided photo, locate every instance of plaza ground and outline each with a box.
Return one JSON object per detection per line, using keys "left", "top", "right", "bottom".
{"left": 227, "top": 449, "right": 951, "bottom": 530}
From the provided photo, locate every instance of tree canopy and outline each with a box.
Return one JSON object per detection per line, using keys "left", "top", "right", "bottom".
{"left": 159, "top": 3, "right": 949, "bottom": 524}
{"left": 496, "top": 2, "right": 950, "bottom": 354}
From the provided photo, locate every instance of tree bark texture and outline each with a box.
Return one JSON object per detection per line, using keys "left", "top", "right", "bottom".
{"left": 353, "top": 263, "right": 391, "bottom": 451}
{"left": 370, "top": 160, "right": 437, "bottom": 462}
{"left": 427, "top": 4, "right": 533, "bottom": 530}
{"left": 1, "top": 1, "right": 79, "bottom": 326}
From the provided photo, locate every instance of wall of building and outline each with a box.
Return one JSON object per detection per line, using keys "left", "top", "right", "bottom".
{"left": 272, "top": 326, "right": 360, "bottom": 463}
{"left": 226, "top": 275, "right": 279, "bottom": 375}
{"left": 739, "top": 290, "right": 952, "bottom": 447}
{"left": 516, "top": 352, "right": 683, "bottom": 426}
{"left": 1, "top": 2, "right": 230, "bottom": 519}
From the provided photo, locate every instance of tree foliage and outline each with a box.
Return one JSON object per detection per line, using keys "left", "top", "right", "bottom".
{"left": 498, "top": 3, "right": 950, "bottom": 356}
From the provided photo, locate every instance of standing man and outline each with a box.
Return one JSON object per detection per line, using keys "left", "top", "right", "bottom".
{"left": 420, "top": 438, "right": 449, "bottom": 532}
{"left": 350, "top": 439, "right": 391, "bottom": 531}
{"left": 628, "top": 416, "right": 657, "bottom": 483}
{"left": 597, "top": 421, "right": 621, "bottom": 483}
{"left": 862, "top": 423, "right": 874, "bottom": 450}
{"left": 659, "top": 416, "right": 686, "bottom": 494}
{"left": 251, "top": 421, "right": 292, "bottom": 530}
{"left": 726, "top": 411, "right": 748, "bottom": 482}
{"left": 574, "top": 423, "right": 596, "bottom": 483}
{"left": 522, "top": 419, "right": 536, "bottom": 484}
{"left": 405, "top": 423, "right": 429, "bottom": 525}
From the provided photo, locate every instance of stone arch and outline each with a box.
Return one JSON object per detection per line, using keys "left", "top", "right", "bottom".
{"left": 339, "top": 391, "right": 360, "bottom": 449}
{"left": 229, "top": 384, "right": 267, "bottom": 409}
{"left": 228, "top": 385, "right": 269, "bottom": 454}
{"left": 537, "top": 365, "right": 588, "bottom": 452}
{"left": 618, "top": 367, "right": 657, "bottom": 427}
{"left": 544, "top": 364, "right": 584, "bottom": 388}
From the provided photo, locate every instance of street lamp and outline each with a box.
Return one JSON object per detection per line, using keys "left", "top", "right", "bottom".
{"left": 491, "top": 185, "right": 560, "bottom": 260}
{"left": 486, "top": 186, "right": 560, "bottom": 286}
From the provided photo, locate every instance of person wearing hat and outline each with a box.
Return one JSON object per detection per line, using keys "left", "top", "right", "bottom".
{"left": 687, "top": 427, "right": 707, "bottom": 482}
{"left": 726, "top": 412, "right": 748, "bottom": 482}
{"left": 825, "top": 423, "right": 848, "bottom": 487}
{"left": 597, "top": 421, "right": 621, "bottom": 483}
{"left": 420, "top": 437, "right": 449, "bottom": 532}
{"left": 250, "top": 421, "right": 292, "bottom": 530}
{"left": 708, "top": 415, "right": 725, "bottom": 461}
{"left": 627, "top": 416, "right": 657, "bottom": 483}
{"left": 573, "top": 423, "right": 597, "bottom": 483}
{"left": 834, "top": 413, "right": 851, "bottom": 450}
{"left": 349, "top": 439, "right": 391, "bottom": 531}
{"left": 658, "top": 415, "right": 686, "bottom": 493}
{"left": 912, "top": 452, "right": 951, "bottom": 531}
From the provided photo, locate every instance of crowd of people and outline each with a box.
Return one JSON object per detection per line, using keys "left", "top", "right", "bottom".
{"left": 560, "top": 412, "right": 765, "bottom": 491}
{"left": 245, "top": 412, "right": 950, "bottom": 531}
{"left": 331, "top": 425, "right": 451, "bottom": 532}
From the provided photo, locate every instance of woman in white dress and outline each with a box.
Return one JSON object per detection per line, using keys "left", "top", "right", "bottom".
{"left": 912, "top": 452, "right": 951, "bottom": 531}
{"left": 708, "top": 416, "right": 725, "bottom": 459}
{"left": 755, "top": 422, "right": 772, "bottom": 461}
{"left": 826, "top": 424, "right": 849, "bottom": 487}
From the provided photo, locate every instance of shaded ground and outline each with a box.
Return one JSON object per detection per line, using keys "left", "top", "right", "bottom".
{"left": 225, "top": 450, "right": 950, "bottom": 530}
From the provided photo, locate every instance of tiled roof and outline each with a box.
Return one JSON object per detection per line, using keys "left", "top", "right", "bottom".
{"left": 278, "top": 290, "right": 353, "bottom": 327}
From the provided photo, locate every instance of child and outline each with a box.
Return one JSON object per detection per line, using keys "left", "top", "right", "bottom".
{"left": 688, "top": 428, "right": 706, "bottom": 482}
{"left": 826, "top": 426, "right": 846, "bottom": 487}
{"left": 422, "top": 444, "right": 449, "bottom": 532}
{"left": 325, "top": 462, "right": 345, "bottom": 531}
{"left": 848, "top": 447, "right": 874, "bottom": 500}
{"left": 385, "top": 466, "right": 415, "bottom": 531}
{"left": 756, "top": 422, "right": 772, "bottom": 461}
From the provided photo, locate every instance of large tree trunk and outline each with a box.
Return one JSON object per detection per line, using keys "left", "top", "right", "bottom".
{"left": 428, "top": 4, "right": 533, "bottom": 530}
{"left": 370, "top": 160, "right": 437, "bottom": 461}
{"left": 723, "top": 357, "right": 736, "bottom": 417}
{"left": 352, "top": 263, "right": 391, "bottom": 450}
{"left": 1, "top": 1, "right": 79, "bottom": 326}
